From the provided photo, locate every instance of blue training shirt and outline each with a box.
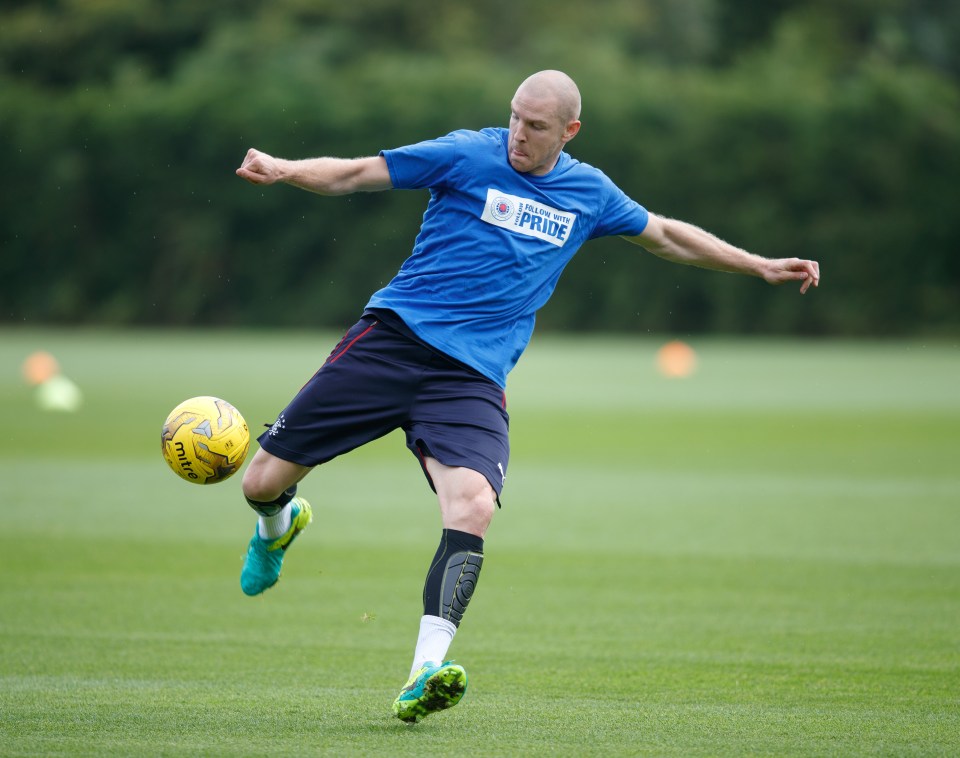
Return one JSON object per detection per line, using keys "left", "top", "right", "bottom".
{"left": 367, "top": 127, "right": 649, "bottom": 388}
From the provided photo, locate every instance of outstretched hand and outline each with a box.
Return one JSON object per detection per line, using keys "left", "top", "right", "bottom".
{"left": 763, "top": 257, "right": 821, "bottom": 294}
{"left": 236, "top": 148, "right": 284, "bottom": 185}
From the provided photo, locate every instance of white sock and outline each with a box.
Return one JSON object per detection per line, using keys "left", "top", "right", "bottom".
{"left": 257, "top": 502, "right": 292, "bottom": 540}
{"left": 410, "top": 615, "right": 457, "bottom": 678}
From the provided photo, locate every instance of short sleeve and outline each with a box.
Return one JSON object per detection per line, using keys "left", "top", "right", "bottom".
{"left": 590, "top": 181, "right": 649, "bottom": 239}
{"left": 380, "top": 131, "right": 463, "bottom": 191}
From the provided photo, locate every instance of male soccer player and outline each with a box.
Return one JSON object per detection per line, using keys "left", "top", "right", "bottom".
{"left": 235, "top": 70, "right": 820, "bottom": 723}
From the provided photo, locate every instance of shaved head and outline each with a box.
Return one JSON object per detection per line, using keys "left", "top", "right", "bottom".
{"left": 508, "top": 70, "right": 582, "bottom": 175}
{"left": 515, "top": 70, "right": 582, "bottom": 124}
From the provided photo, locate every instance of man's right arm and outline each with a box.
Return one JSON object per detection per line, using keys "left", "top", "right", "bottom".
{"left": 236, "top": 149, "right": 393, "bottom": 195}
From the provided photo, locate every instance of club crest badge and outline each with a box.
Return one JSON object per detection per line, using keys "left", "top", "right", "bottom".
{"left": 490, "top": 195, "right": 514, "bottom": 222}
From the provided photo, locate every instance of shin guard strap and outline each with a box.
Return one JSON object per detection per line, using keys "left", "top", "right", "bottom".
{"left": 245, "top": 485, "right": 297, "bottom": 518}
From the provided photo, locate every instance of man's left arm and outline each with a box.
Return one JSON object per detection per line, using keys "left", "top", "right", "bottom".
{"left": 623, "top": 213, "right": 820, "bottom": 294}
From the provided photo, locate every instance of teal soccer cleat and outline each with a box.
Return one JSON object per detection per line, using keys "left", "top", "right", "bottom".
{"left": 392, "top": 661, "right": 468, "bottom": 723}
{"left": 240, "top": 497, "right": 312, "bottom": 596}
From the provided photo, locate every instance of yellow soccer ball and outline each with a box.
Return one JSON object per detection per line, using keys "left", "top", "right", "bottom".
{"left": 161, "top": 396, "right": 250, "bottom": 484}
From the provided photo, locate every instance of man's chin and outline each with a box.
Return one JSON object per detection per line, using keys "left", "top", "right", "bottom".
{"left": 509, "top": 156, "right": 530, "bottom": 173}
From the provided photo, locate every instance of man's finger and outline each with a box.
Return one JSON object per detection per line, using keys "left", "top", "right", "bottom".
{"left": 236, "top": 167, "right": 264, "bottom": 184}
{"left": 798, "top": 263, "right": 819, "bottom": 294}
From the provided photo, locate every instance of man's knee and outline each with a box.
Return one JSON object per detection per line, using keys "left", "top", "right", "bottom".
{"left": 459, "top": 491, "right": 496, "bottom": 534}
{"left": 431, "top": 465, "right": 496, "bottom": 536}
{"left": 241, "top": 468, "right": 268, "bottom": 503}
{"left": 241, "top": 449, "right": 307, "bottom": 503}
{"left": 241, "top": 456, "right": 272, "bottom": 502}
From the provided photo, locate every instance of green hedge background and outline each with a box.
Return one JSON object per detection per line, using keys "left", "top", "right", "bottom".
{"left": 2, "top": 0, "right": 957, "bottom": 336}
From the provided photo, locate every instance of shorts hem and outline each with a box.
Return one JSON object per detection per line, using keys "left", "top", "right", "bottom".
{"left": 257, "top": 431, "right": 326, "bottom": 468}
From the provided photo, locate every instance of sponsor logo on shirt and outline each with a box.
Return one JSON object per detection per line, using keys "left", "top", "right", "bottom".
{"left": 481, "top": 188, "right": 577, "bottom": 248}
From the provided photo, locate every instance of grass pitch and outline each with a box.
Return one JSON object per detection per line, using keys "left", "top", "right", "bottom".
{"left": 1, "top": 328, "right": 958, "bottom": 756}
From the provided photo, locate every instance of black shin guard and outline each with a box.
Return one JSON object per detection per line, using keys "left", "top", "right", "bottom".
{"left": 245, "top": 485, "right": 297, "bottom": 518}
{"left": 423, "top": 529, "right": 484, "bottom": 628}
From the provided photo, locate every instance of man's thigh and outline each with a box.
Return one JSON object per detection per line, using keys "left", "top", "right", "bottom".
{"left": 405, "top": 361, "right": 510, "bottom": 500}
{"left": 257, "top": 315, "right": 429, "bottom": 467}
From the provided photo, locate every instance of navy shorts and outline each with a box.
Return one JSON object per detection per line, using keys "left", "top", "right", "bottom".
{"left": 258, "top": 312, "right": 510, "bottom": 499}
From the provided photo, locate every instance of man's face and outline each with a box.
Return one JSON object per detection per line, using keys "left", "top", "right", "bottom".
{"left": 508, "top": 90, "right": 579, "bottom": 176}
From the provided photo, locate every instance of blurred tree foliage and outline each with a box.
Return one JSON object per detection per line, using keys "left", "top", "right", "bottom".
{"left": 1, "top": 0, "right": 957, "bottom": 336}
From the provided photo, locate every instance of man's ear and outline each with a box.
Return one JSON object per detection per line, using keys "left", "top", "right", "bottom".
{"left": 561, "top": 120, "right": 581, "bottom": 144}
